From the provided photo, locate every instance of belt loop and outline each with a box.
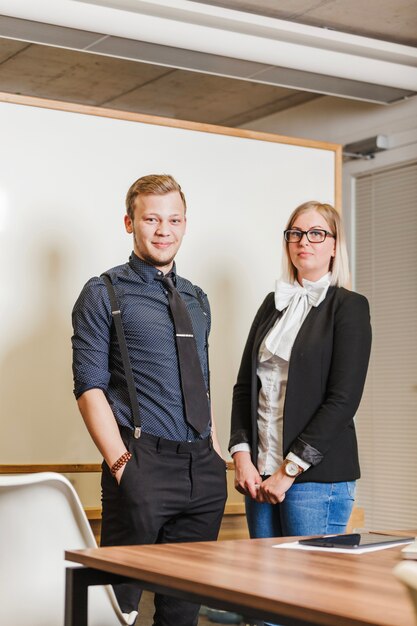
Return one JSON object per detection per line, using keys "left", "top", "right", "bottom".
{"left": 209, "top": 434, "right": 213, "bottom": 450}
{"left": 156, "top": 437, "right": 161, "bottom": 453}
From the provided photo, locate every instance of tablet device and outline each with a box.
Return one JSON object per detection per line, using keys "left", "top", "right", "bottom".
{"left": 298, "top": 533, "right": 414, "bottom": 549}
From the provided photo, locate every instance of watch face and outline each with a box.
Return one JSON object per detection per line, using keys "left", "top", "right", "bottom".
{"left": 285, "top": 461, "right": 299, "bottom": 476}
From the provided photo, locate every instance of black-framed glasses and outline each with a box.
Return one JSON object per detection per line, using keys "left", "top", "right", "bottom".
{"left": 284, "top": 228, "right": 335, "bottom": 243}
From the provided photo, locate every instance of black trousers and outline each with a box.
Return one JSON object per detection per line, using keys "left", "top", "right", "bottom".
{"left": 101, "top": 429, "right": 228, "bottom": 626}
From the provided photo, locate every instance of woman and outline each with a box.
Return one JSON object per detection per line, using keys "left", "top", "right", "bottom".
{"left": 229, "top": 201, "right": 371, "bottom": 539}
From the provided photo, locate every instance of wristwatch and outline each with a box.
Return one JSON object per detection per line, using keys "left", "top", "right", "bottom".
{"left": 282, "top": 459, "right": 304, "bottom": 478}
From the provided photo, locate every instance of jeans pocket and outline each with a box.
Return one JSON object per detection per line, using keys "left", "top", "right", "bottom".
{"left": 346, "top": 480, "right": 356, "bottom": 499}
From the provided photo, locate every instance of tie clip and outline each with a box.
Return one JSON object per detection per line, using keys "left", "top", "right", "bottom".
{"left": 176, "top": 333, "right": 194, "bottom": 338}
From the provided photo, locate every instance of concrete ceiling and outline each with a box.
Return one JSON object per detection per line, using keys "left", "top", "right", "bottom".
{"left": 193, "top": 0, "right": 417, "bottom": 48}
{"left": 0, "top": 0, "right": 416, "bottom": 127}
{"left": 0, "top": 37, "right": 320, "bottom": 126}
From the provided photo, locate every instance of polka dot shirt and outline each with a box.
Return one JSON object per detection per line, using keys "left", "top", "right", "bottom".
{"left": 72, "top": 253, "right": 211, "bottom": 442}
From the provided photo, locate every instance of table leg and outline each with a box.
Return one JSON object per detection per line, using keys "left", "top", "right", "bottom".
{"left": 64, "top": 566, "right": 127, "bottom": 626}
{"left": 65, "top": 567, "right": 89, "bottom": 626}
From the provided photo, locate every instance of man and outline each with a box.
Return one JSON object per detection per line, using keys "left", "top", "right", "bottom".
{"left": 72, "top": 174, "right": 227, "bottom": 626}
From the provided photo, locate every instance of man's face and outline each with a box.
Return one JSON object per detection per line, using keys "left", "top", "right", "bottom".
{"left": 124, "top": 190, "right": 186, "bottom": 274}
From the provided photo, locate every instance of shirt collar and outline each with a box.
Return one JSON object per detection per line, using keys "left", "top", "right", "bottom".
{"left": 129, "top": 252, "right": 177, "bottom": 284}
{"left": 299, "top": 272, "right": 332, "bottom": 289}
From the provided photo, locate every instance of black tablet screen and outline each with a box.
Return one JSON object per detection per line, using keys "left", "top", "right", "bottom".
{"left": 298, "top": 533, "right": 414, "bottom": 549}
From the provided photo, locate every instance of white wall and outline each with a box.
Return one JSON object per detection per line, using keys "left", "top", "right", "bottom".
{"left": 241, "top": 95, "right": 417, "bottom": 147}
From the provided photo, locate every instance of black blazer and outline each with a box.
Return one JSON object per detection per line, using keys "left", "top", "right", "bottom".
{"left": 229, "top": 287, "right": 372, "bottom": 483}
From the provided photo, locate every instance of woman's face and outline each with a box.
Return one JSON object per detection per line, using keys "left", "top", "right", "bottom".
{"left": 288, "top": 209, "right": 336, "bottom": 283}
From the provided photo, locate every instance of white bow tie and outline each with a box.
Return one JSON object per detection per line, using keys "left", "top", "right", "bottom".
{"left": 274, "top": 277, "right": 330, "bottom": 312}
{"left": 262, "top": 275, "right": 331, "bottom": 362}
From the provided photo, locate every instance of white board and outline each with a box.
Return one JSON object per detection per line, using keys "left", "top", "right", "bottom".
{"left": 0, "top": 98, "right": 337, "bottom": 462}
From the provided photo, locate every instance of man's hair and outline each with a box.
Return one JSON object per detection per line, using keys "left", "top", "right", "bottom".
{"left": 125, "top": 174, "right": 187, "bottom": 219}
{"left": 282, "top": 200, "right": 350, "bottom": 288}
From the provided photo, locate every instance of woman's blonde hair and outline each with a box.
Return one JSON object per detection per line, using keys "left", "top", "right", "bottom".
{"left": 282, "top": 201, "right": 350, "bottom": 288}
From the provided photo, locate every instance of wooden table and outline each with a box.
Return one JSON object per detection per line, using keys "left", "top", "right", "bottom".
{"left": 65, "top": 533, "right": 417, "bottom": 626}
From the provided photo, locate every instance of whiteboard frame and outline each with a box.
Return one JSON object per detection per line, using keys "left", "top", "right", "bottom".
{"left": 0, "top": 91, "right": 342, "bottom": 207}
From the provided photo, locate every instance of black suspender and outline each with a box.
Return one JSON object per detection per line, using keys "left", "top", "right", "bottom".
{"left": 101, "top": 273, "right": 142, "bottom": 439}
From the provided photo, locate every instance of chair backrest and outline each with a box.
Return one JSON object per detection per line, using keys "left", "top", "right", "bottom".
{"left": 394, "top": 561, "right": 417, "bottom": 621}
{"left": 0, "top": 472, "right": 128, "bottom": 626}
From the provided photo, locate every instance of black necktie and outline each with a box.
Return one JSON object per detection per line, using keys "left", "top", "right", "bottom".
{"left": 160, "top": 275, "right": 210, "bottom": 434}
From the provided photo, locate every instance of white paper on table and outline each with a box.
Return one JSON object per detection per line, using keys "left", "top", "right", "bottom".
{"left": 273, "top": 540, "right": 414, "bottom": 554}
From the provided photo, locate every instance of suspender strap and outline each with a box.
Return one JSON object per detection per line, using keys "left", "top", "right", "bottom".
{"left": 101, "top": 273, "right": 141, "bottom": 438}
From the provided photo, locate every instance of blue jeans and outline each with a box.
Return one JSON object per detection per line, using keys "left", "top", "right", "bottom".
{"left": 245, "top": 480, "right": 356, "bottom": 539}
{"left": 245, "top": 481, "right": 355, "bottom": 626}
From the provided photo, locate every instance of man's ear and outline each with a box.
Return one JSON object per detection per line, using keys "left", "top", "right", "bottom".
{"left": 124, "top": 214, "right": 133, "bottom": 234}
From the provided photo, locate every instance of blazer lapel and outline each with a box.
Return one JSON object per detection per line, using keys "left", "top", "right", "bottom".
{"left": 252, "top": 306, "right": 281, "bottom": 364}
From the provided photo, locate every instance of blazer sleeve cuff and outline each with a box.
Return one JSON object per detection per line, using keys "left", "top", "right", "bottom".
{"left": 290, "top": 437, "right": 323, "bottom": 466}
{"left": 230, "top": 443, "right": 251, "bottom": 456}
{"left": 228, "top": 429, "right": 251, "bottom": 452}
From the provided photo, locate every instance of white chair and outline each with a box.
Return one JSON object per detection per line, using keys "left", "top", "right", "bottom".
{"left": 394, "top": 560, "right": 417, "bottom": 620}
{"left": 0, "top": 472, "right": 137, "bottom": 626}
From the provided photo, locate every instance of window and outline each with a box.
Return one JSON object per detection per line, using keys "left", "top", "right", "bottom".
{"left": 355, "top": 161, "right": 417, "bottom": 528}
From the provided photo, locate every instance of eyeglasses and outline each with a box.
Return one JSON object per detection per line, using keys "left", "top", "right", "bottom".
{"left": 284, "top": 228, "right": 335, "bottom": 243}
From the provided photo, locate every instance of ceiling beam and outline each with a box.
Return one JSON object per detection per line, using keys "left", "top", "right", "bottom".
{"left": 0, "top": 0, "right": 416, "bottom": 101}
